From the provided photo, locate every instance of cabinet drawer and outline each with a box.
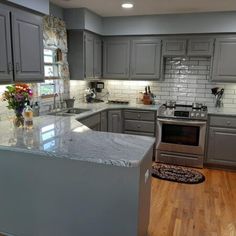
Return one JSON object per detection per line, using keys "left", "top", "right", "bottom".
{"left": 78, "top": 113, "right": 101, "bottom": 128}
{"left": 124, "top": 110, "right": 155, "bottom": 121}
{"left": 209, "top": 115, "right": 236, "bottom": 128}
{"left": 124, "top": 120, "right": 155, "bottom": 133}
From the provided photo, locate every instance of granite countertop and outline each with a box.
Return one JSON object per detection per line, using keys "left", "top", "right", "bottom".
{"left": 208, "top": 107, "right": 236, "bottom": 116}
{"left": 0, "top": 103, "right": 157, "bottom": 168}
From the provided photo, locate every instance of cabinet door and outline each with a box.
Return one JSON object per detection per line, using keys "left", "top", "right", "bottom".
{"left": 12, "top": 9, "right": 44, "bottom": 82}
{"left": 130, "top": 39, "right": 161, "bottom": 80}
{"left": 162, "top": 39, "right": 187, "bottom": 56}
{"left": 0, "top": 7, "right": 13, "bottom": 83}
{"left": 103, "top": 39, "right": 130, "bottom": 79}
{"left": 212, "top": 38, "right": 236, "bottom": 82}
{"left": 187, "top": 38, "right": 214, "bottom": 56}
{"left": 108, "top": 110, "right": 123, "bottom": 133}
{"left": 207, "top": 127, "right": 236, "bottom": 167}
{"left": 94, "top": 36, "right": 102, "bottom": 79}
{"left": 101, "top": 111, "right": 108, "bottom": 132}
{"left": 85, "top": 33, "right": 94, "bottom": 79}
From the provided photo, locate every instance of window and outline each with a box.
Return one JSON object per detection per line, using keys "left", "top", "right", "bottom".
{"left": 39, "top": 48, "right": 60, "bottom": 97}
{"left": 44, "top": 49, "right": 59, "bottom": 78}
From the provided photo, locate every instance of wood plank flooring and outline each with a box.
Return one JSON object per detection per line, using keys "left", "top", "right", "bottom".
{"left": 148, "top": 168, "right": 236, "bottom": 236}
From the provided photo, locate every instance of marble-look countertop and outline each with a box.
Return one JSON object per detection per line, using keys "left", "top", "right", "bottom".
{"left": 0, "top": 103, "right": 157, "bottom": 168}
{"left": 208, "top": 107, "right": 236, "bottom": 116}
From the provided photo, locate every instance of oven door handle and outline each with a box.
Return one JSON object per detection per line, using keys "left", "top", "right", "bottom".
{"left": 157, "top": 118, "right": 206, "bottom": 126}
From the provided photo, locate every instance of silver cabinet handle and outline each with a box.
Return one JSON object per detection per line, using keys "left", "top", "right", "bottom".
{"left": 8, "top": 62, "right": 13, "bottom": 73}
{"left": 15, "top": 63, "right": 20, "bottom": 73}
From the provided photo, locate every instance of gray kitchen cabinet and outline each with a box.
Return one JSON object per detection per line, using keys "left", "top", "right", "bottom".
{"left": 0, "top": 7, "right": 13, "bottom": 83}
{"left": 85, "top": 33, "right": 94, "bottom": 79}
{"left": 187, "top": 38, "right": 214, "bottom": 56}
{"left": 0, "top": 4, "right": 44, "bottom": 83}
{"left": 206, "top": 115, "right": 236, "bottom": 168}
{"left": 162, "top": 39, "right": 187, "bottom": 56}
{"left": 100, "top": 111, "right": 108, "bottom": 132}
{"left": 212, "top": 37, "right": 236, "bottom": 82}
{"left": 12, "top": 9, "right": 44, "bottom": 82}
{"left": 124, "top": 110, "right": 156, "bottom": 137}
{"left": 68, "top": 31, "right": 102, "bottom": 80}
{"left": 108, "top": 110, "right": 123, "bottom": 133}
{"left": 103, "top": 38, "right": 130, "bottom": 79}
{"left": 130, "top": 38, "right": 161, "bottom": 80}
{"left": 94, "top": 36, "right": 102, "bottom": 78}
{"left": 78, "top": 113, "right": 101, "bottom": 131}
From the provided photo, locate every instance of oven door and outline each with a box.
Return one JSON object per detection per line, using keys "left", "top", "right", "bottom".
{"left": 156, "top": 118, "right": 206, "bottom": 155}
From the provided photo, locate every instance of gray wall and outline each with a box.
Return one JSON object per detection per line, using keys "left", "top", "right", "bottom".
{"left": 84, "top": 9, "right": 103, "bottom": 35}
{"left": 64, "top": 8, "right": 103, "bottom": 35}
{"left": 8, "top": 0, "right": 49, "bottom": 14}
{"left": 49, "top": 2, "right": 63, "bottom": 19}
{"left": 64, "top": 8, "right": 236, "bottom": 35}
{"left": 64, "top": 8, "right": 85, "bottom": 31}
{"left": 102, "top": 12, "right": 236, "bottom": 35}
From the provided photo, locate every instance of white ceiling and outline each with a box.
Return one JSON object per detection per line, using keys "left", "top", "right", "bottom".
{"left": 50, "top": 0, "right": 236, "bottom": 17}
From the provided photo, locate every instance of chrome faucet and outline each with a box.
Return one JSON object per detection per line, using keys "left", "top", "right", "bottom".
{"left": 53, "top": 93, "right": 58, "bottom": 110}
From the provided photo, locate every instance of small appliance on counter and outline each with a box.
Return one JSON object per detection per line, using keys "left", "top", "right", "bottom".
{"left": 90, "top": 81, "right": 104, "bottom": 93}
{"left": 84, "top": 88, "right": 104, "bottom": 103}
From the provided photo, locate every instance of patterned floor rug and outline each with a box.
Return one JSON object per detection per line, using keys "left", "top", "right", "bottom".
{"left": 152, "top": 163, "right": 205, "bottom": 184}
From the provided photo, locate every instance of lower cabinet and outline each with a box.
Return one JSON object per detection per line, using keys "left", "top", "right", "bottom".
{"left": 108, "top": 110, "right": 123, "bottom": 133}
{"left": 78, "top": 113, "right": 101, "bottom": 131}
{"left": 124, "top": 110, "right": 156, "bottom": 137}
{"left": 100, "top": 111, "right": 108, "bottom": 132}
{"left": 206, "top": 115, "right": 236, "bottom": 168}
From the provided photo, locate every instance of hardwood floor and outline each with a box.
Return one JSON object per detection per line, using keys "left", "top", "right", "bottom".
{"left": 148, "top": 168, "right": 236, "bottom": 236}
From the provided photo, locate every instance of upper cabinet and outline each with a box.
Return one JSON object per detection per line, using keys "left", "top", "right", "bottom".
{"left": 187, "top": 38, "right": 214, "bottom": 56}
{"left": 0, "top": 3, "right": 44, "bottom": 84}
{"left": 68, "top": 31, "right": 102, "bottom": 80}
{"left": 12, "top": 9, "right": 44, "bottom": 82}
{"left": 162, "top": 39, "right": 187, "bottom": 56}
{"left": 103, "top": 37, "right": 162, "bottom": 80}
{"left": 130, "top": 38, "right": 161, "bottom": 80}
{"left": 103, "top": 38, "right": 130, "bottom": 79}
{"left": 212, "top": 37, "right": 236, "bottom": 82}
{"left": 162, "top": 38, "right": 214, "bottom": 57}
{"left": 0, "top": 7, "right": 13, "bottom": 83}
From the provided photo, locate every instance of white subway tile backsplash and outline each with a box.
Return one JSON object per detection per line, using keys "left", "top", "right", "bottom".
{"left": 96, "top": 57, "right": 236, "bottom": 108}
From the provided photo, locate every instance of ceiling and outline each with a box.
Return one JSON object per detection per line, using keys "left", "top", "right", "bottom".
{"left": 50, "top": 0, "right": 236, "bottom": 17}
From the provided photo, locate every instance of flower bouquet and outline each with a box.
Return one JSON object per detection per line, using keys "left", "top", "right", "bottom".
{"left": 2, "top": 84, "right": 33, "bottom": 127}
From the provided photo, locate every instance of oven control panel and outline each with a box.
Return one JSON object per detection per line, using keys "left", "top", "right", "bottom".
{"left": 158, "top": 104, "right": 208, "bottom": 120}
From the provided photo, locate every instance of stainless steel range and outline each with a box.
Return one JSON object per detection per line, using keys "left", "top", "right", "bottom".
{"left": 155, "top": 102, "right": 208, "bottom": 168}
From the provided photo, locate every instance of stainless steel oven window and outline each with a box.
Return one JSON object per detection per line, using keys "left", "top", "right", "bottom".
{"left": 162, "top": 124, "right": 200, "bottom": 146}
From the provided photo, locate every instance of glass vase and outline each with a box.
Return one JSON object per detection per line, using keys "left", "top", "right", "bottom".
{"left": 13, "top": 112, "right": 24, "bottom": 128}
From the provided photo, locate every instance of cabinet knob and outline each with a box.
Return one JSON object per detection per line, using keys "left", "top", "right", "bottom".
{"left": 137, "top": 114, "right": 141, "bottom": 119}
{"left": 227, "top": 121, "right": 231, "bottom": 126}
{"left": 137, "top": 125, "right": 141, "bottom": 128}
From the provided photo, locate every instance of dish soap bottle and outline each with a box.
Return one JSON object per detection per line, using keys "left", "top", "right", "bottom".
{"left": 23, "top": 101, "right": 33, "bottom": 129}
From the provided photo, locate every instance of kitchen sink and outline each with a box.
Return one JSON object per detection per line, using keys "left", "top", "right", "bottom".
{"left": 48, "top": 108, "right": 90, "bottom": 116}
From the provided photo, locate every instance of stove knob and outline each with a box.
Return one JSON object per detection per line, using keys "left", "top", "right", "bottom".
{"left": 191, "top": 113, "right": 195, "bottom": 117}
{"left": 196, "top": 113, "right": 200, "bottom": 117}
{"left": 201, "top": 113, "right": 205, "bottom": 117}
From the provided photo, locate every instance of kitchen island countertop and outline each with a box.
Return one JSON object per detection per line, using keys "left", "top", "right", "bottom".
{"left": 0, "top": 103, "right": 157, "bottom": 168}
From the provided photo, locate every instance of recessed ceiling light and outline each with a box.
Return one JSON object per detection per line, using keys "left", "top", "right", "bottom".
{"left": 121, "top": 2, "right": 134, "bottom": 9}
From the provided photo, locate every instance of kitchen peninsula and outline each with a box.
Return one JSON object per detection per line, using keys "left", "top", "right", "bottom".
{"left": 0, "top": 112, "right": 155, "bottom": 236}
